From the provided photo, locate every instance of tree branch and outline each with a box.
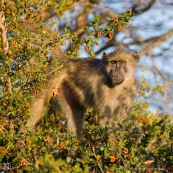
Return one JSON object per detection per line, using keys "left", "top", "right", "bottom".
{"left": 139, "top": 29, "right": 173, "bottom": 56}
{"left": 132, "top": 0, "right": 157, "bottom": 15}
{"left": 6, "top": 77, "right": 12, "bottom": 93}
{"left": 0, "top": 8, "right": 9, "bottom": 53}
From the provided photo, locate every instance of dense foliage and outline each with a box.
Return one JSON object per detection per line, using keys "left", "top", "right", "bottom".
{"left": 0, "top": 0, "right": 173, "bottom": 172}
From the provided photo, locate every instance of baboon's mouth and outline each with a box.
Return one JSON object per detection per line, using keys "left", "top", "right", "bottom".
{"left": 112, "top": 79, "right": 124, "bottom": 86}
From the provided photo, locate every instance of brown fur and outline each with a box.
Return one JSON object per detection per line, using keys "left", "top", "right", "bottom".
{"left": 24, "top": 49, "right": 139, "bottom": 137}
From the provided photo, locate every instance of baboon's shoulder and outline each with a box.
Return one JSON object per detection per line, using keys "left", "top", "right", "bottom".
{"left": 65, "top": 58, "right": 103, "bottom": 73}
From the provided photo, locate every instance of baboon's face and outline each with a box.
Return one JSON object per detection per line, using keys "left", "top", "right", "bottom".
{"left": 103, "top": 58, "right": 125, "bottom": 86}
{"left": 102, "top": 51, "right": 139, "bottom": 87}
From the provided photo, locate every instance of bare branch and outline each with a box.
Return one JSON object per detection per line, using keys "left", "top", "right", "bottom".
{"left": 132, "top": 0, "right": 157, "bottom": 15}
{"left": 139, "top": 29, "right": 173, "bottom": 56}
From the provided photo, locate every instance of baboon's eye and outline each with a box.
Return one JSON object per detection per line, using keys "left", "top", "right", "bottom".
{"left": 111, "top": 61, "right": 116, "bottom": 64}
{"left": 118, "top": 61, "right": 124, "bottom": 65}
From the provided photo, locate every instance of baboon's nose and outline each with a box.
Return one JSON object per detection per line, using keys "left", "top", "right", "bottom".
{"left": 115, "top": 74, "right": 119, "bottom": 79}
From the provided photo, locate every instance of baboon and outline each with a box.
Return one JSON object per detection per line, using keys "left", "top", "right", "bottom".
{"left": 24, "top": 49, "right": 139, "bottom": 137}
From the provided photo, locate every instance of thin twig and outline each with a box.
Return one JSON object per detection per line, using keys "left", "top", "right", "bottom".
{"left": 91, "top": 144, "right": 104, "bottom": 173}
{"left": 33, "top": 151, "right": 39, "bottom": 168}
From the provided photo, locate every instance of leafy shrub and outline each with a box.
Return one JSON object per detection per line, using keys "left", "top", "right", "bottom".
{"left": 0, "top": 1, "right": 173, "bottom": 172}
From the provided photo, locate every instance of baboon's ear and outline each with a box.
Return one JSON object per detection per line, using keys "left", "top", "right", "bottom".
{"left": 132, "top": 51, "right": 140, "bottom": 63}
{"left": 102, "top": 52, "right": 107, "bottom": 61}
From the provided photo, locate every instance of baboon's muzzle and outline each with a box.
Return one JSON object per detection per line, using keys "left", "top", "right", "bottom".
{"left": 111, "top": 70, "right": 124, "bottom": 86}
